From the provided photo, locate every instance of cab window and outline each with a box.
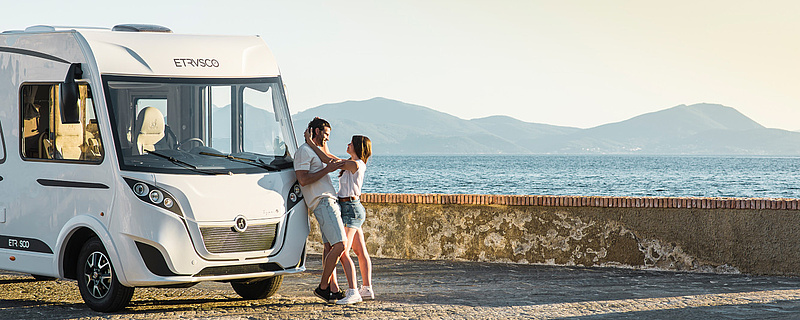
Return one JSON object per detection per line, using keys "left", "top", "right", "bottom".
{"left": 20, "top": 83, "right": 103, "bottom": 162}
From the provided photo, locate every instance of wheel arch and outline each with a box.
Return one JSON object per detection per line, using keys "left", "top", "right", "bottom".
{"left": 56, "top": 216, "right": 126, "bottom": 284}
{"left": 61, "top": 227, "right": 98, "bottom": 280}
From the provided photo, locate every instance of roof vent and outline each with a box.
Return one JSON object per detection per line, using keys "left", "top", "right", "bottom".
{"left": 112, "top": 24, "right": 172, "bottom": 33}
{"left": 24, "top": 25, "right": 57, "bottom": 33}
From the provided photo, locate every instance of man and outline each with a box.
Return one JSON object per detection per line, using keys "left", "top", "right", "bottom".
{"left": 294, "top": 117, "right": 347, "bottom": 303}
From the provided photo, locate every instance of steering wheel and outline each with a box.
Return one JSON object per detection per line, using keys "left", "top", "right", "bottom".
{"left": 177, "top": 138, "right": 205, "bottom": 150}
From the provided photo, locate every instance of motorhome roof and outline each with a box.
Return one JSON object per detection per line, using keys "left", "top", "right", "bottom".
{"left": 1, "top": 24, "right": 281, "bottom": 78}
{"left": 2, "top": 24, "right": 170, "bottom": 34}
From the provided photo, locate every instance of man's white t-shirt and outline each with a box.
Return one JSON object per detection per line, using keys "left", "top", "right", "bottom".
{"left": 338, "top": 159, "right": 365, "bottom": 198}
{"left": 294, "top": 143, "right": 337, "bottom": 212}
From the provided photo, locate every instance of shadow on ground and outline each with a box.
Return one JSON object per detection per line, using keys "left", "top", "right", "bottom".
{"left": 0, "top": 255, "right": 799, "bottom": 319}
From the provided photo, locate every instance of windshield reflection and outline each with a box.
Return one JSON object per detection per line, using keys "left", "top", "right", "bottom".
{"left": 104, "top": 76, "right": 294, "bottom": 174}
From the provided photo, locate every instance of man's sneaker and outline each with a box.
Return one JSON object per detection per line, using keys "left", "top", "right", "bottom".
{"left": 359, "top": 286, "right": 375, "bottom": 300}
{"left": 331, "top": 289, "right": 345, "bottom": 301}
{"left": 335, "top": 289, "right": 362, "bottom": 305}
{"left": 314, "top": 286, "right": 333, "bottom": 303}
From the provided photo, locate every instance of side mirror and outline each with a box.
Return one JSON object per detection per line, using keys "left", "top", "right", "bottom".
{"left": 61, "top": 63, "right": 82, "bottom": 124}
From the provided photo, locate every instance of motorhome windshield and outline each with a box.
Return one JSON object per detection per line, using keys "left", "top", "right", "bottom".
{"left": 104, "top": 76, "right": 294, "bottom": 174}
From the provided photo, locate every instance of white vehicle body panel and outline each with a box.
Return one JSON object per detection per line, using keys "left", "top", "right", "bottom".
{"left": 0, "top": 25, "right": 308, "bottom": 288}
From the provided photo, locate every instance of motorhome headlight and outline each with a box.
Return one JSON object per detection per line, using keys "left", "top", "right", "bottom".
{"left": 123, "top": 177, "right": 183, "bottom": 216}
{"left": 149, "top": 190, "right": 164, "bottom": 204}
{"left": 286, "top": 181, "right": 304, "bottom": 212}
{"left": 133, "top": 182, "right": 149, "bottom": 197}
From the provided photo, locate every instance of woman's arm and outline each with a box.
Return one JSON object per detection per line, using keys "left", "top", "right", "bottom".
{"left": 321, "top": 144, "right": 358, "bottom": 173}
{"left": 339, "top": 159, "right": 359, "bottom": 174}
{"left": 303, "top": 129, "right": 358, "bottom": 173}
{"left": 304, "top": 129, "right": 340, "bottom": 163}
{"left": 296, "top": 161, "right": 344, "bottom": 186}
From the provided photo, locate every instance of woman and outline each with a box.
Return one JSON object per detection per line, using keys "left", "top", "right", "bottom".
{"left": 304, "top": 130, "right": 374, "bottom": 304}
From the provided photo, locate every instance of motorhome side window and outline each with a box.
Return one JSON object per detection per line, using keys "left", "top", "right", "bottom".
{"left": 20, "top": 83, "right": 103, "bottom": 162}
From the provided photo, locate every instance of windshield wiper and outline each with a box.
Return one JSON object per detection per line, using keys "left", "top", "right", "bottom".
{"left": 198, "top": 152, "right": 280, "bottom": 171}
{"left": 146, "top": 150, "right": 219, "bottom": 175}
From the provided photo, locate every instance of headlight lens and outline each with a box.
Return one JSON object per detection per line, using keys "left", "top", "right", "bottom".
{"left": 133, "top": 182, "right": 149, "bottom": 197}
{"left": 149, "top": 190, "right": 164, "bottom": 204}
{"left": 286, "top": 181, "right": 304, "bottom": 211}
{"left": 123, "top": 178, "right": 183, "bottom": 216}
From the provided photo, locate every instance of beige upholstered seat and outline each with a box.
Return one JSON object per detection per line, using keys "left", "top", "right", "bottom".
{"left": 54, "top": 121, "right": 84, "bottom": 159}
{"left": 134, "top": 107, "right": 165, "bottom": 155}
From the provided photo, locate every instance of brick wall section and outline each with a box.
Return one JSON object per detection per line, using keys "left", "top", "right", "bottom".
{"left": 359, "top": 193, "right": 800, "bottom": 210}
{"left": 304, "top": 193, "right": 800, "bottom": 275}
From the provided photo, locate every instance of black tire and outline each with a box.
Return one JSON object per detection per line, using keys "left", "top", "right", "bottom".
{"left": 31, "top": 274, "right": 56, "bottom": 281}
{"left": 76, "top": 237, "right": 135, "bottom": 312}
{"left": 230, "top": 275, "right": 283, "bottom": 300}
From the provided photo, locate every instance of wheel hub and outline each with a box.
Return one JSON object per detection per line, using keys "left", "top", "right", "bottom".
{"left": 83, "top": 251, "right": 112, "bottom": 299}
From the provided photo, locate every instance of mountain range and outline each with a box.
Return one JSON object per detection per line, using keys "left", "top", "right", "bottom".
{"left": 292, "top": 97, "right": 800, "bottom": 155}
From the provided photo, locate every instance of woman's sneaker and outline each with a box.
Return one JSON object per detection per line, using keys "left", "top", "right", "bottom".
{"left": 359, "top": 286, "right": 375, "bottom": 300}
{"left": 335, "top": 289, "right": 362, "bottom": 305}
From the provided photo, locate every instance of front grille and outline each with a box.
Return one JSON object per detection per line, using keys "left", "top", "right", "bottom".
{"left": 200, "top": 223, "right": 278, "bottom": 254}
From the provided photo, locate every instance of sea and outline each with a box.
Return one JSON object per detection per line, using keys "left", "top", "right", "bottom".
{"left": 333, "top": 155, "right": 800, "bottom": 199}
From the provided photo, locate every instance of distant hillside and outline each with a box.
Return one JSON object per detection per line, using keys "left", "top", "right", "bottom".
{"left": 469, "top": 115, "right": 580, "bottom": 149}
{"left": 292, "top": 98, "right": 800, "bottom": 155}
{"left": 539, "top": 103, "right": 779, "bottom": 154}
{"left": 292, "top": 97, "right": 529, "bottom": 154}
{"left": 587, "top": 104, "right": 762, "bottom": 141}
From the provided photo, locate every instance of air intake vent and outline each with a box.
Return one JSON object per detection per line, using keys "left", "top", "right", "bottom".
{"left": 112, "top": 24, "right": 172, "bottom": 33}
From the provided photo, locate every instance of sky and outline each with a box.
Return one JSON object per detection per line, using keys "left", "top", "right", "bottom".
{"left": 3, "top": 1, "right": 800, "bottom": 130}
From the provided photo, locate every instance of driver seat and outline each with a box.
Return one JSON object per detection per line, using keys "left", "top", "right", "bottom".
{"left": 134, "top": 107, "right": 165, "bottom": 155}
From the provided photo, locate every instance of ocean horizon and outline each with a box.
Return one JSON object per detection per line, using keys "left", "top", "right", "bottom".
{"left": 336, "top": 154, "right": 800, "bottom": 199}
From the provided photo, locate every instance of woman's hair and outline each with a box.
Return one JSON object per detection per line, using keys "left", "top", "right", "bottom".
{"left": 352, "top": 135, "right": 372, "bottom": 163}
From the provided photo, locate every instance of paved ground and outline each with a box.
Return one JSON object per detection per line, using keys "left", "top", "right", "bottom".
{"left": 2, "top": 255, "right": 800, "bottom": 319}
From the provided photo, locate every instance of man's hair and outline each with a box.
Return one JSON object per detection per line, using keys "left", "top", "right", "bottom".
{"left": 307, "top": 117, "right": 331, "bottom": 138}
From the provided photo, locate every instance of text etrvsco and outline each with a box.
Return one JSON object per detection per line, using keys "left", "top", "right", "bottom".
{"left": 173, "top": 58, "right": 220, "bottom": 68}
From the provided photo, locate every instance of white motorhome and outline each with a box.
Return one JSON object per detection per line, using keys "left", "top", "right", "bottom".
{"left": 0, "top": 24, "right": 309, "bottom": 311}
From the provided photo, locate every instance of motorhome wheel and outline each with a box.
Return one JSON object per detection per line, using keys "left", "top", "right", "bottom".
{"left": 230, "top": 275, "right": 283, "bottom": 300}
{"left": 77, "top": 237, "right": 134, "bottom": 312}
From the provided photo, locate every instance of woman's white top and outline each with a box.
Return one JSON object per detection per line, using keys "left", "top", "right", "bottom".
{"left": 338, "top": 159, "right": 366, "bottom": 198}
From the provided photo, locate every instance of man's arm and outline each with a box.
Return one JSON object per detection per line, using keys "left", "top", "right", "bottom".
{"left": 302, "top": 130, "right": 357, "bottom": 173}
{"left": 296, "top": 161, "right": 344, "bottom": 186}
{"left": 317, "top": 143, "right": 357, "bottom": 173}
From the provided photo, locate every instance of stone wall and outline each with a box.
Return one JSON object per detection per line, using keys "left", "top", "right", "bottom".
{"left": 306, "top": 194, "right": 800, "bottom": 276}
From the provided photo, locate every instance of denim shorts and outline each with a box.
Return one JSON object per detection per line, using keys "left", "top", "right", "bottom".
{"left": 312, "top": 197, "right": 346, "bottom": 245}
{"left": 339, "top": 199, "right": 366, "bottom": 229}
